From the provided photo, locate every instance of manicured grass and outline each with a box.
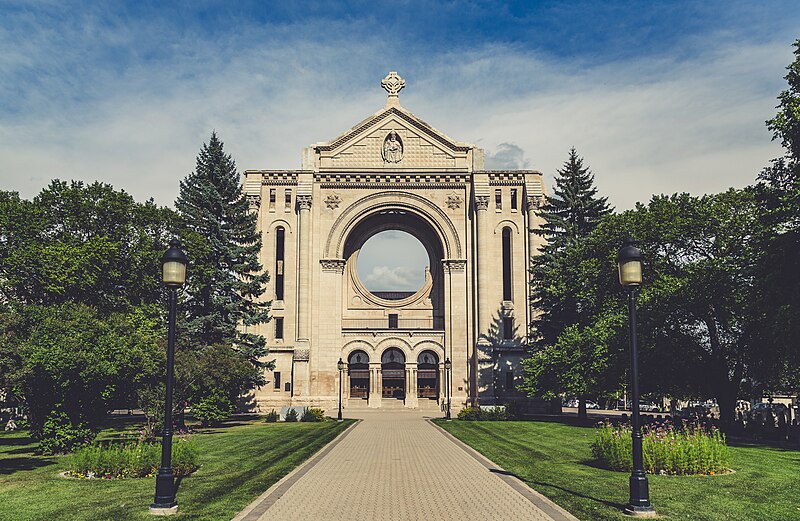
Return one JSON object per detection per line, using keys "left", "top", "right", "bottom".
{"left": 0, "top": 418, "right": 353, "bottom": 520}
{"left": 436, "top": 419, "right": 800, "bottom": 521}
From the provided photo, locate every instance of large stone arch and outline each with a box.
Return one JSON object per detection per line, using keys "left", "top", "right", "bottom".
{"left": 324, "top": 191, "right": 462, "bottom": 260}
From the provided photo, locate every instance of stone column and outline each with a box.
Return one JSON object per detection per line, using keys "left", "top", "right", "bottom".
{"left": 443, "top": 259, "right": 469, "bottom": 408}
{"left": 474, "top": 195, "right": 495, "bottom": 403}
{"left": 368, "top": 362, "right": 382, "bottom": 408}
{"left": 296, "top": 194, "right": 312, "bottom": 342}
{"left": 405, "top": 362, "right": 418, "bottom": 409}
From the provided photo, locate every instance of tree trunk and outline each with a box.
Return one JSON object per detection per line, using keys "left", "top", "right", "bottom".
{"left": 578, "top": 395, "right": 587, "bottom": 420}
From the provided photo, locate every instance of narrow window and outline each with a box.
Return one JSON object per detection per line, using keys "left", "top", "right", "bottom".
{"left": 388, "top": 314, "right": 398, "bottom": 329}
{"left": 284, "top": 382, "right": 291, "bottom": 392}
{"left": 269, "top": 189, "right": 276, "bottom": 210}
{"left": 284, "top": 189, "right": 292, "bottom": 210}
{"left": 505, "top": 371, "right": 515, "bottom": 390}
{"left": 275, "top": 227, "right": 285, "bottom": 300}
{"left": 274, "top": 371, "right": 281, "bottom": 390}
{"left": 510, "top": 189, "right": 518, "bottom": 210}
{"left": 503, "top": 316, "right": 513, "bottom": 340}
{"left": 275, "top": 317, "right": 284, "bottom": 339}
{"left": 495, "top": 189, "right": 502, "bottom": 210}
{"left": 502, "top": 227, "right": 512, "bottom": 300}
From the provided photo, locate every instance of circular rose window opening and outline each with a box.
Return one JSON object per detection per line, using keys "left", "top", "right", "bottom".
{"left": 356, "top": 230, "right": 429, "bottom": 300}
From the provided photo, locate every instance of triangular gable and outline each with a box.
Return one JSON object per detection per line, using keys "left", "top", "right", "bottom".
{"left": 312, "top": 105, "right": 479, "bottom": 172}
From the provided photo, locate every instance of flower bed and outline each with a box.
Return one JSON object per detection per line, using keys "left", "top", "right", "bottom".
{"left": 591, "top": 420, "right": 729, "bottom": 475}
{"left": 65, "top": 432, "right": 199, "bottom": 479}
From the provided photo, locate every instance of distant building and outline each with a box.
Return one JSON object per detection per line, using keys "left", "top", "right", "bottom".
{"left": 243, "top": 73, "right": 547, "bottom": 413}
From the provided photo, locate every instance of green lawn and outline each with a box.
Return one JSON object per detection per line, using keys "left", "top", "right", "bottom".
{"left": 436, "top": 419, "right": 800, "bottom": 521}
{"left": 0, "top": 417, "right": 353, "bottom": 520}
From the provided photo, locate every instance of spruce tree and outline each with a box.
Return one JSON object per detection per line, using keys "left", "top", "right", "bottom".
{"left": 526, "top": 148, "right": 611, "bottom": 417}
{"left": 175, "top": 132, "right": 271, "bottom": 365}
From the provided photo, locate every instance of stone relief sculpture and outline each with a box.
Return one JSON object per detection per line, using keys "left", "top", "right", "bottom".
{"left": 382, "top": 131, "right": 403, "bottom": 163}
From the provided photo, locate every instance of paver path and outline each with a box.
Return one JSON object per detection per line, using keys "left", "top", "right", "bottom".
{"left": 234, "top": 409, "right": 577, "bottom": 521}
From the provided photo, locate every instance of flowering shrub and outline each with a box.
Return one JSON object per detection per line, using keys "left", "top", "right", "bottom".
{"left": 456, "top": 406, "right": 508, "bottom": 421}
{"left": 65, "top": 431, "right": 199, "bottom": 479}
{"left": 591, "top": 420, "right": 730, "bottom": 475}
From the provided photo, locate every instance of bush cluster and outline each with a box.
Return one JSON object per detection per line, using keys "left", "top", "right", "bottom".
{"left": 265, "top": 409, "right": 279, "bottom": 423}
{"left": 591, "top": 420, "right": 730, "bottom": 475}
{"left": 300, "top": 408, "right": 326, "bottom": 422}
{"left": 284, "top": 408, "right": 298, "bottom": 422}
{"left": 66, "top": 432, "right": 199, "bottom": 479}
{"left": 457, "top": 406, "right": 508, "bottom": 421}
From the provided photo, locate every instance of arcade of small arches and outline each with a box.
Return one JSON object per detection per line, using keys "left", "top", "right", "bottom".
{"left": 341, "top": 342, "right": 447, "bottom": 406}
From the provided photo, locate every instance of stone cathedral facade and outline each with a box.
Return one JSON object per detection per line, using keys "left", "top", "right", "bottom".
{"left": 243, "top": 73, "right": 547, "bottom": 413}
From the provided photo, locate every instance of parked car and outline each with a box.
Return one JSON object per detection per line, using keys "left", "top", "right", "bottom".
{"left": 750, "top": 402, "right": 788, "bottom": 423}
{"left": 639, "top": 402, "right": 660, "bottom": 412}
{"left": 585, "top": 400, "right": 600, "bottom": 409}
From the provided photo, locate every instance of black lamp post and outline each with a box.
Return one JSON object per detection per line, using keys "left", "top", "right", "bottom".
{"left": 337, "top": 357, "right": 345, "bottom": 422}
{"left": 150, "top": 239, "right": 187, "bottom": 516}
{"left": 617, "top": 238, "right": 655, "bottom": 517}
{"left": 444, "top": 358, "right": 452, "bottom": 420}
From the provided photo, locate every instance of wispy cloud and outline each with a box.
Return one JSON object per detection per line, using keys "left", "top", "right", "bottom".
{"left": 362, "top": 266, "right": 423, "bottom": 292}
{"left": 0, "top": 2, "right": 796, "bottom": 210}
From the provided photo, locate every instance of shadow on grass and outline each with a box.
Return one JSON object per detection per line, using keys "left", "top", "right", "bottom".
{"left": 488, "top": 467, "right": 626, "bottom": 510}
{"left": 0, "top": 437, "right": 35, "bottom": 447}
{"left": 0, "top": 456, "right": 55, "bottom": 474}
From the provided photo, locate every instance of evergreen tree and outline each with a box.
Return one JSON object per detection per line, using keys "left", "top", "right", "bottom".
{"left": 525, "top": 148, "right": 611, "bottom": 417}
{"left": 175, "top": 132, "right": 271, "bottom": 366}
{"left": 538, "top": 147, "right": 612, "bottom": 251}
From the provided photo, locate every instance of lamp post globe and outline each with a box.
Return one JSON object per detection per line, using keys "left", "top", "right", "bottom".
{"left": 617, "top": 238, "right": 655, "bottom": 517}
{"left": 444, "top": 358, "right": 452, "bottom": 420}
{"left": 337, "top": 358, "right": 345, "bottom": 422}
{"left": 150, "top": 239, "right": 187, "bottom": 516}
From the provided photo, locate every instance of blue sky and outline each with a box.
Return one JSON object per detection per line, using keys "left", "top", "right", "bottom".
{"left": 1, "top": 1, "right": 798, "bottom": 287}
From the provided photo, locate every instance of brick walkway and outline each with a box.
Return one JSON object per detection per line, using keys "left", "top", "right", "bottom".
{"left": 233, "top": 409, "right": 577, "bottom": 521}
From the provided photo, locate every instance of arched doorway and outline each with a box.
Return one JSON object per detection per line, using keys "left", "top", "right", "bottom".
{"left": 417, "top": 350, "right": 439, "bottom": 400}
{"left": 348, "top": 350, "right": 369, "bottom": 400}
{"left": 381, "top": 348, "right": 406, "bottom": 400}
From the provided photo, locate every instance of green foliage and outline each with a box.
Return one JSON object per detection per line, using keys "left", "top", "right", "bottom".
{"left": 66, "top": 435, "right": 199, "bottom": 479}
{"left": 591, "top": 421, "right": 729, "bottom": 475}
{"left": 300, "top": 407, "right": 326, "bottom": 422}
{"left": 284, "top": 408, "right": 298, "bottom": 422}
{"left": 525, "top": 148, "right": 612, "bottom": 410}
{"left": 265, "top": 409, "right": 279, "bottom": 422}
{"left": 175, "top": 132, "right": 272, "bottom": 367}
{"left": 37, "top": 409, "right": 95, "bottom": 455}
{"left": 9, "top": 303, "right": 162, "bottom": 452}
{"left": 456, "top": 406, "right": 508, "bottom": 421}
{"left": 192, "top": 392, "right": 233, "bottom": 427}
{"left": 0, "top": 182, "right": 175, "bottom": 312}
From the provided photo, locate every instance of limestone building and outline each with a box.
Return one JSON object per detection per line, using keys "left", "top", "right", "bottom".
{"left": 244, "top": 73, "right": 546, "bottom": 413}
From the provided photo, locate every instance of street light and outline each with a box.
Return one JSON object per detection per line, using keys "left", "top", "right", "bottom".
{"left": 337, "top": 357, "right": 345, "bottom": 422}
{"left": 150, "top": 239, "right": 187, "bottom": 516}
{"left": 617, "top": 237, "right": 655, "bottom": 517}
{"left": 444, "top": 358, "right": 452, "bottom": 420}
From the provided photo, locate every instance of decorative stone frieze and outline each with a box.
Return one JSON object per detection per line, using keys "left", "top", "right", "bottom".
{"left": 442, "top": 259, "right": 467, "bottom": 273}
{"left": 293, "top": 348, "right": 310, "bottom": 361}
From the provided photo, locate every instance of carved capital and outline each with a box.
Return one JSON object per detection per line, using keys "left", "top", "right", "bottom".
{"left": 293, "top": 348, "right": 310, "bottom": 361}
{"left": 442, "top": 259, "right": 467, "bottom": 273}
{"left": 247, "top": 194, "right": 261, "bottom": 210}
{"left": 474, "top": 195, "right": 489, "bottom": 211}
{"left": 297, "top": 194, "right": 312, "bottom": 210}
{"left": 320, "top": 258, "right": 346, "bottom": 273}
{"left": 526, "top": 195, "right": 544, "bottom": 212}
